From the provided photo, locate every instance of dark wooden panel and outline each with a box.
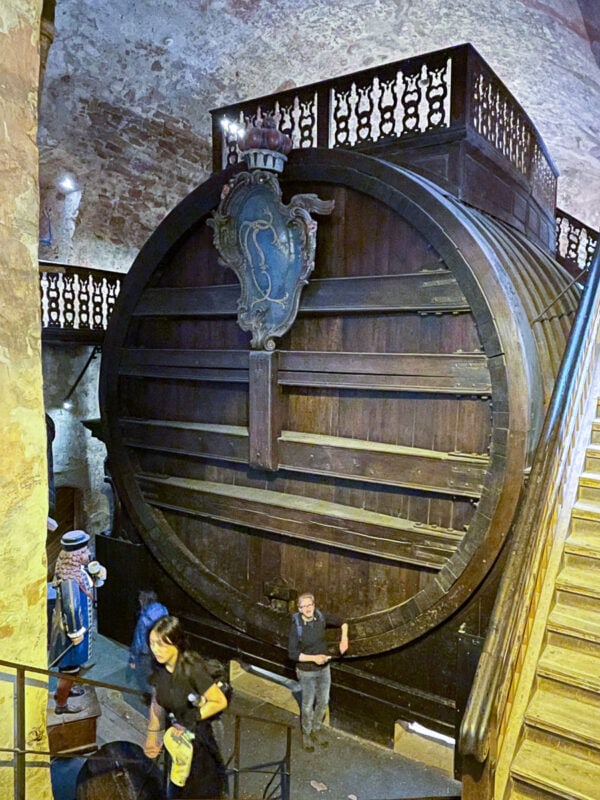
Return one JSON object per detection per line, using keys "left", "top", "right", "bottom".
{"left": 120, "top": 349, "right": 249, "bottom": 369}
{"left": 278, "top": 432, "right": 487, "bottom": 497}
{"left": 136, "top": 472, "right": 463, "bottom": 569}
{"left": 280, "top": 351, "right": 490, "bottom": 394}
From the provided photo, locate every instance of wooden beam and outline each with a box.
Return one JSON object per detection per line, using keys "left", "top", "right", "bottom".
{"left": 132, "top": 272, "right": 469, "bottom": 317}
{"left": 248, "top": 351, "right": 280, "bottom": 470}
{"left": 121, "top": 419, "right": 488, "bottom": 497}
{"left": 136, "top": 473, "right": 464, "bottom": 569}
{"left": 280, "top": 351, "right": 490, "bottom": 394}
{"left": 118, "top": 349, "right": 491, "bottom": 394}
{"left": 279, "top": 431, "right": 487, "bottom": 497}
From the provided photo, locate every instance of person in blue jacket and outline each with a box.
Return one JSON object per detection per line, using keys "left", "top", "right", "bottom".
{"left": 129, "top": 589, "right": 169, "bottom": 696}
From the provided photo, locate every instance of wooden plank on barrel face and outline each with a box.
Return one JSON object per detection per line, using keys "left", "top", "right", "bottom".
{"left": 278, "top": 351, "right": 491, "bottom": 394}
{"left": 136, "top": 473, "right": 463, "bottom": 569}
{"left": 134, "top": 273, "right": 470, "bottom": 317}
{"left": 134, "top": 285, "right": 239, "bottom": 316}
{"left": 113, "top": 421, "right": 489, "bottom": 497}
{"left": 121, "top": 377, "right": 249, "bottom": 427}
{"left": 152, "top": 216, "right": 227, "bottom": 288}
{"left": 302, "top": 273, "right": 469, "bottom": 313}
{"left": 129, "top": 317, "right": 250, "bottom": 351}
{"left": 248, "top": 351, "right": 280, "bottom": 471}
{"left": 280, "top": 430, "right": 485, "bottom": 496}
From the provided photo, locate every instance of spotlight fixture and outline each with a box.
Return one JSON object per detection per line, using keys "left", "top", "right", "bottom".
{"left": 59, "top": 175, "right": 76, "bottom": 192}
{"left": 61, "top": 346, "right": 101, "bottom": 411}
{"left": 220, "top": 117, "right": 245, "bottom": 139}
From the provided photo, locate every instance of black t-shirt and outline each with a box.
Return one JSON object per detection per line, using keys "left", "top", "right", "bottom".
{"left": 152, "top": 656, "right": 214, "bottom": 730}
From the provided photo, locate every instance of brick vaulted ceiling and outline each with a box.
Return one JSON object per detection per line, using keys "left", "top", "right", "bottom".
{"left": 37, "top": 0, "right": 600, "bottom": 272}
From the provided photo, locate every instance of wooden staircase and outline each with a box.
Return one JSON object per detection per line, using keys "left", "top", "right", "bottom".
{"left": 509, "top": 406, "right": 600, "bottom": 800}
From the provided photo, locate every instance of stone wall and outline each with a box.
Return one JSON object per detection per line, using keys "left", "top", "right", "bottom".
{"left": 43, "top": 346, "right": 110, "bottom": 537}
{"left": 35, "top": 0, "right": 600, "bottom": 275}
{"left": 0, "top": 0, "right": 53, "bottom": 797}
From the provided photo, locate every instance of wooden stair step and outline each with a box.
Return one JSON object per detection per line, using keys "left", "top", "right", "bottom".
{"left": 510, "top": 790, "right": 566, "bottom": 800}
{"left": 572, "top": 499, "right": 600, "bottom": 523}
{"left": 549, "top": 604, "right": 600, "bottom": 643}
{"left": 510, "top": 790, "right": 562, "bottom": 800}
{"left": 526, "top": 687, "right": 600, "bottom": 747}
{"left": 580, "top": 471, "right": 600, "bottom": 488}
{"left": 556, "top": 564, "right": 600, "bottom": 599}
{"left": 538, "top": 644, "right": 600, "bottom": 694}
{"left": 585, "top": 442, "right": 600, "bottom": 471}
{"left": 578, "top": 472, "right": 600, "bottom": 502}
{"left": 512, "top": 738, "right": 600, "bottom": 800}
{"left": 565, "top": 529, "right": 600, "bottom": 560}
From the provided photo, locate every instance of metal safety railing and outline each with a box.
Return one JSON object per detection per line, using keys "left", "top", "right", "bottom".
{"left": 0, "top": 656, "right": 146, "bottom": 800}
{"left": 228, "top": 713, "right": 292, "bottom": 800}
{"left": 0, "top": 655, "right": 292, "bottom": 800}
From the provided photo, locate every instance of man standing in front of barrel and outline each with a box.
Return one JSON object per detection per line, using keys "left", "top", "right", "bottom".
{"left": 288, "top": 593, "right": 349, "bottom": 752}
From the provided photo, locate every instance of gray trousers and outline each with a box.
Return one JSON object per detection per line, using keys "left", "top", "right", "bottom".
{"left": 296, "top": 664, "right": 331, "bottom": 735}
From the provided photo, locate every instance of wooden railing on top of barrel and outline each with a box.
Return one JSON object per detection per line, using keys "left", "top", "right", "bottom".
{"left": 211, "top": 41, "right": 597, "bottom": 276}
{"left": 211, "top": 42, "right": 558, "bottom": 211}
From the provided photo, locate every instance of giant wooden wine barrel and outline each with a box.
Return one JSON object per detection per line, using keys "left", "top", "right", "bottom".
{"left": 100, "top": 148, "right": 578, "bottom": 657}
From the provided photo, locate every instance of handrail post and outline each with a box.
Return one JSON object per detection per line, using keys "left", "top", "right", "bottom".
{"left": 280, "top": 722, "right": 292, "bottom": 800}
{"left": 233, "top": 714, "right": 241, "bottom": 799}
{"left": 15, "top": 666, "right": 25, "bottom": 800}
{"left": 462, "top": 752, "right": 493, "bottom": 800}
{"left": 449, "top": 44, "right": 470, "bottom": 130}
{"left": 316, "top": 84, "right": 330, "bottom": 149}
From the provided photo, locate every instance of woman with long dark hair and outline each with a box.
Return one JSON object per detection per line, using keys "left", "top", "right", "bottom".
{"left": 143, "top": 615, "right": 228, "bottom": 798}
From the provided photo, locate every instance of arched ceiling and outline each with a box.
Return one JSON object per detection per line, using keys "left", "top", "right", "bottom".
{"left": 38, "top": 0, "right": 600, "bottom": 271}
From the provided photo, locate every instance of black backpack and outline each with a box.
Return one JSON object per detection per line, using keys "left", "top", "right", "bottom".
{"left": 204, "top": 657, "right": 233, "bottom": 704}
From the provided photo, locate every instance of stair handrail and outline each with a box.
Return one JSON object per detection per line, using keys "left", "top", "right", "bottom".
{"left": 0, "top": 654, "right": 146, "bottom": 800}
{"left": 459, "top": 240, "right": 600, "bottom": 768}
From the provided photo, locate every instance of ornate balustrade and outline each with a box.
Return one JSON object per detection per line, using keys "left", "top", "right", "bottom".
{"left": 211, "top": 42, "right": 597, "bottom": 274}
{"left": 211, "top": 42, "right": 558, "bottom": 210}
{"left": 556, "top": 208, "right": 598, "bottom": 278}
{"left": 40, "top": 261, "right": 122, "bottom": 343}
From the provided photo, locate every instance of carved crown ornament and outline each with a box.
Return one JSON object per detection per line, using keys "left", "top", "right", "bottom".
{"left": 208, "top": 117, "right": 334, "bottom": 351}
